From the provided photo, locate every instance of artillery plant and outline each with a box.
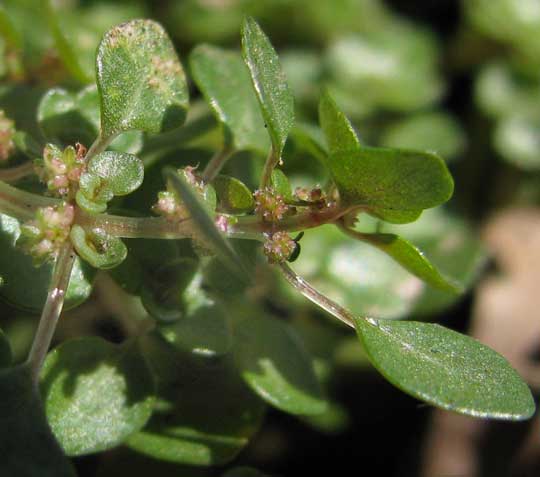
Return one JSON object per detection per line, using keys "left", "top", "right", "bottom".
{"left": 0, "top": 16, "right": 535, "bottom": 476}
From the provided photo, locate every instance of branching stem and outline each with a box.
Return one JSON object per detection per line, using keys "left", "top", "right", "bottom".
{"left": 0, "top": 180, "right": 59, "bottom": 221}
{"left": 0, "top": 161, "right": 35, "bottom": 183}
{"left": 27, "top": 242, "right": 76, "bottom": 383}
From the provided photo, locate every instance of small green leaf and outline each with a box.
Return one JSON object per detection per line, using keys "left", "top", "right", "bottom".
{"left": 0, "top": 214, "right": 94, "bottom": 312}
{"left": 37, "top": 86, "right": 143, "bottom": 153}
{"left": 351, "top": 231, "right": 460, "bottom": 293}
{"left": 97, "top": 19, "right": 189, "bottom": 138}
{"left": 70, "top": 225, "right": 127, "bottom": 269}
{"left": 127, "top": 334, "right": 265, "bottom": 466}
{"left": 189, "top": 44, "right": 269, "bottom": 154}
{"left": 328, "top": 147, "right": 453, "bottom": 213}
{"left": 319, "top": 89, "right": 360, "bottom": 154}
{"left": 164, "top": 167, "right": 250, "bottom": 280}
{"left": 270, "top": 169, "right": 293, "bottom": 201}
{"left": 41, "top": 337, "right": 155, "bottom": 455}
{"left": 213, "top": 175, "right": 255, "bottom": 213}
{"left": 241, "top": 16, "right": 294, "bottom": 157}
{"left": 234, "top": 315, "right": 327, "bottom": 416}
{"left": 87, "top": 151, "right": 144, "bottom": 196}
{"left": 354, "top": 318, "right": 535, "bottom": 420}
{"left": 0, "top": 365, "right": 76, "bottom": 476}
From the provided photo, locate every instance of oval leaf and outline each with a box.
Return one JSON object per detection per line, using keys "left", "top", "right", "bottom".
{"left": 87, "top": 151, "right": 144, "bottom": 196}
{"left": 318, "top": 89, "right": 360, "bottom": 154}
{"left": 328, "top": 147, "right": 453, "bottom": 212}
{"left": 241, "top": 16, "right": 294, "bottom": 157}
{"left": 350, "top": 231, "right": 460, "bottom": 293}
{"left": 70, "top": 225, "right": 127, "bottom": 270}
{"left": 354, "top": 317, "right": 535, "bottom": 420}
{"left": 127, "top": 335, "right": 265, "bottom": 466}
{"left": 190, "top": 44, "right": 269, "bottom": 153}
{"left": 40, "top": 337, "right": 155, "bottom": 455}
{"left": 97, "top": 19, "right": 189, "bottom": 137}
{"left": 213, "top": 175, "right": 255, "bottom": 213}
{"left": 234, "top": 315, "right": 327, "bottom": 416}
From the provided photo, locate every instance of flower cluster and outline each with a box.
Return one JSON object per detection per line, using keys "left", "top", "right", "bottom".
{"left": 254, "top": 187, "right": 290, "bottom": 222}
{"left": 0, "top": 110, "right": 15, "bottom": 162}
{"left": 153, "top": 166, "right": 209, "bottom": 221}
{"left": 263, "top": 231, "right": 297, "bottom": 264}
{"left": 35, "top": 143, "right": 86, "bottom": 198}
{"left": 17, "top": 203, "right": 75, "bottom": 265}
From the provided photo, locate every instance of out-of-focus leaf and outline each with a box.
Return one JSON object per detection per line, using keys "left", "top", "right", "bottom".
{"left": 213, "top": 175, "right": 255, "bottom": 213}
{"left": 234, "top": 314, "right": 327, "bottom": 415}
{"left": 41, "top": 337, "right": 155, "bottom": 455}
{"left": 494, "top": 114, "right": 540, "bottom": 171}
{"left": 0, "top": 328, "right": 12, "bottom": 367}
{"left": 0, "top": 364, "right": 76, "bottom": 476}
{"left": 190, "top": 44, "right": 269, "bottom": 154}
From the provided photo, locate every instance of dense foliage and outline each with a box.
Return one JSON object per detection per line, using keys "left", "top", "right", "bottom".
{"left": 0, "top": 1, "right": 538, "bottom": 476}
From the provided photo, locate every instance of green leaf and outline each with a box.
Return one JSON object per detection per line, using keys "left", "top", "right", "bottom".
{"left": 127, "top": 334, "right": 265, "bottom": 466}
{"left": 351, "top": 231, "right": 460, "bottom": 293}
{"left": 213, "top": 175, "right": 255, "bottom": 213}
{"left": 327, "top": 147, "right": 453, "bottom": 213}
{"left": 40, "top": 337, "right": 155, "bottom": 456}
{"left": 160, "top": 302, "right": 233, "bottom": 358}
{"left": 354, "top": 318, "right": 535, "bottom": 420}
{"left": 318, "top": 89, "right": 360, "bottom": 154}
{"left": 241, "top": 16, "right": 294, "bottom": 157}
{"left": 97, "top": 19, "right": 189, "bottom": 138}
{"left": 380, "top": 112, "right": 465, "bottom": 161}
{"left": 38, "top": 86, "right": 143, "bottom": 153}
{"left": 189, "top": 44, "right": 270, "bottom": 154}
{"left": 270, "top": 169, "right": 293, "bottom": 201}
{"left": 70, "top": 225, "right": 127, "bottom": 270}
{"left": 0, "top": 365, "right": 76, "bottom": 476}
{"left": 164, "top": 167, "right": 250, "bottom": 280}
{"left": 44, "top": 0, "right": 92, "bottom": 84}
{"left": 0, "top": 214, "right": 94, "bottom": 312}
{"left": 86, "top": 151, "right": 144, "bottom": 196}
{"left": 234, "top": 315, "right": 327, "bottom": 416}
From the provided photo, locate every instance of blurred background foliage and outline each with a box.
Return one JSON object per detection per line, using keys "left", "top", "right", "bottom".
{"left": 1, "top": 0, "right": 540, "bottom": 476}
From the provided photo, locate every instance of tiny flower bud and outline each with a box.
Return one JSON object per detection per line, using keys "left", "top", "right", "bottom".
{"left": 263, "top": 231, "right": 296, "bottom": 264}
{"left": 254, "top": 188, "right": 290, "bottom": 222}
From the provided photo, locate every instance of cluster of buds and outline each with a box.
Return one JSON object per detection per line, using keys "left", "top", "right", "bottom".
{"left": 0, "top": 110, "right": 16, "bottom": 162}
{"left": 263, "top": 231, "right": 297, "bottom": 264}
{"left": 153, "top": 166, "right": 208, "bottom": 222}
{"left": 35, "top": 143, "right": 86, "bottom": 198}
{"left": 254, "top": 187, "right": 290, "bottom": 222}
{"left": 294, "top": 186, "right": 327, "bottom": 208}
{"left": 17, "top": 203, "right": 75, "bottom": 265}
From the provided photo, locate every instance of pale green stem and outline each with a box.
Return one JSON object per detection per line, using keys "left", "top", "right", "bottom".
{"left": 279, "top": 262, "right": 355, "bottom": 329}
{"left": 259, "top": 145, "right": 278, "bottom": 189}
{"left": 0, "top": 161, "right": 35, "bottom": 183}
{"left": 0, "top": 180, "right": 59, "bottom": 221}
{"left": 201, "top": 146, "right": 234, "bottom": 183}
{"left": 27, "top": 243, "right": 76, "bottom": 383}
{"left": 84, "top": 134, "right": 116, "bottom": 162}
